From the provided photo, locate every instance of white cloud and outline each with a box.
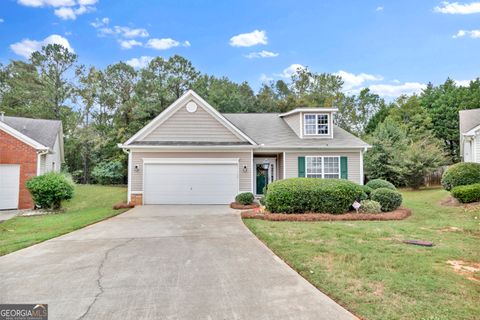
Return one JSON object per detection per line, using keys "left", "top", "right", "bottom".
{"left": 229, "top": 30, "right": 268, "bottom": 47}
{"left": 334, "top": 70, "right": 383, "bottom": 90}
{"left": 90, "top": 16, "right": 109, "bottom": 28}
{"left": 146, "top": 38, "right": 189, "bottom": 50}
{"left": 0, "top": 18, "right": 4, "bottom": 23}
{"left": 245, "top": 50, "right": 279, "bottom": 59}
{"left": 276, "top": 64, "right": 306, "bottom": 78}
{"left": 259, "top": 73, "right": 274, "bottom": 82}
{"left": 455, "top": 79, "right": 473, "bottom": 86}
{"left": 17, "top": 0, "right": 75, "bottom": 7}
{"left": 113, "top": 26, "right": 149, "bottom": 38}
{"left": 18, "top": 0, "right": 97, "bottom": 19}
{"left": 10, "top": 34, "right": 73, "bottom": 58}
{"left": 368, "top": 82, "right": 427, "bottom": 97}
{"left": 119, "top": 39, "right": 142, "bottom": 49}
{"left": 434, "top": 1, "right": 480, "bottom": 14}
{"left": 376, "top": 6, "right": 384, "bottom": 11}
{"left": 54, "top": 5, "right": 94, "bottom": 20}
{"left": 453, "top": 29, "right": 480, "bottom": 38}
{"left": 125, "top": 56, "right": 153, "bottom": 69}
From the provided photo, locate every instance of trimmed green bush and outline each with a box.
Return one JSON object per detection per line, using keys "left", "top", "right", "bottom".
{"left": 235, "top": 192, "right": 254, "bottom": 205}
{"left": 265, "top": 178, "right": 364, "bottom": 214}
{"left": 259, "top": 196, "right": 266, "bottom": 206}
{"left": 451, "top": 183, "right": 480, "bottom": 203}
{"left": 366, "top": 179, "right": 396, "bottom": 190}
{"left": 360, "top": 185, "right": 373, "bottom": 200}
{"left": 359, "top": 200, "right": 382, "bottom": 214}
{"left": 26, "top": 172, "right": 75, "bottom": 209}
{"left": 441, "top": 162, "right": 480, "bottom": 191}
{"left": 371, "top": 187, "right": 402, "bottom": 212}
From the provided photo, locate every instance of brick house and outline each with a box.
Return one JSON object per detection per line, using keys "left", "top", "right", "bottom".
{"left": 0, "top": 115, "right": 64, "bottom": 210}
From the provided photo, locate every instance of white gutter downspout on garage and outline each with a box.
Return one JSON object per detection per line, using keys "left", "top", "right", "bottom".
{"left": 36, "top": 149, "right": 49, "bottom": 176}
{"left": 122, "top": 148, "right": 132, "bottom": 203}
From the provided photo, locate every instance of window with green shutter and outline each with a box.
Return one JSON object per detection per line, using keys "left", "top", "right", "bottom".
{"left": 298, "top": 156, "right": 305, "bottom": 177}
{"left": 340, "top": 156, "right": 348, "bottom": 179}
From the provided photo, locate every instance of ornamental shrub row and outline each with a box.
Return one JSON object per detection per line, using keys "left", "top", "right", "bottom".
{"left": 265, "top": 178, "right": 364, "bottom": 214}
{"left": 451, "top": 183, "right": 480, "bottom": 203}
{"left": 441, "top": 162, "right": 480, "bottom": 191}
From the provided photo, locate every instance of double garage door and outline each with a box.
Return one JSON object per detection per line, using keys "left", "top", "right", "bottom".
{"left": 143, "top": 159, "right": 239, "bottom": 205}
{"left": 0, "top": 164, "right": 20, "bottom": 210}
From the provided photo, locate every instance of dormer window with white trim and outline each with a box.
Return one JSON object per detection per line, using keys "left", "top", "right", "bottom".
{"left": 304, "top": 113, "right": 329, "bottom": 136}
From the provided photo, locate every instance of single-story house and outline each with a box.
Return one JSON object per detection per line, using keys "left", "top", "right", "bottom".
{"left": 0, "top": 114, "right": 64, "bottom": 210}
{"left": 119, "top": 90, "right": 370, "bottom": 205}
{"left": 460, "top": 108, "right": 480, "bottom": 163}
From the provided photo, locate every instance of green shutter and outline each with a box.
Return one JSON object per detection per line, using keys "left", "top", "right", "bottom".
{"left": 340, "top": 156, "right": 348, "bottom": 179}
{"left": 298, "top": 157, "right": 305, "bottom": 177}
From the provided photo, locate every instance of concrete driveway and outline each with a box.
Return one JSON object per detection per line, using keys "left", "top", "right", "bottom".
{"left": 0, "top": 205, "right": 355, "bottom": 320}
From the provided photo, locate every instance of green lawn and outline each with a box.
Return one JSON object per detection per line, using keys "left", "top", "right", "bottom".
{"left": 0, "top": 185, "right": 127, "bottom": 256}
{"left": 244, "top": 188, "right": 480, "bottom": 320}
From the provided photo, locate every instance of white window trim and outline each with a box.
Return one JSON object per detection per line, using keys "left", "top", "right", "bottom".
{"left": 303, "top": 113, "right": 330, "bottom": 136}
{"left": 305, "top": 156, "right": 340, "bottom": 179}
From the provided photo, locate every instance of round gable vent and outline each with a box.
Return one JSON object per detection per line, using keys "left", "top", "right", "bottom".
{"left": 186, "top": 101, "right": 198, "bottom": 113}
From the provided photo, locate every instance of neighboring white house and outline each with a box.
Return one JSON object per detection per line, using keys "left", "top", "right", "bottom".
{"left": 460, "top": 108, "right": 480, "bottom": 163}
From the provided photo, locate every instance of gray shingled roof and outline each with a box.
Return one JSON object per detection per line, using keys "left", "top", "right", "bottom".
{"left": 223, "top": 113, "right": 369, "bottom": 148}
{"left": 2, "top": 116, "right": 61, "bottom": 149}
{"left": 129, "top": 141, "right": 251, "bottom": 146}
{"left": 459, "top": 108, "right": 480, "bottom": 134}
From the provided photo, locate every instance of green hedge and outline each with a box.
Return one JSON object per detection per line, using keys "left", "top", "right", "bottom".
{"left": 366, "top": 179, "right": 396, "bottom": 190}
{"left": 26, "top": 172, "right": 75, "bottom": 209}
{"left": 235, "top": 192, "right": 254, "bottom": 205}
{"left": 441, "top": 162, "right": 480, "bottom": 191}
{"left": 265, "top": 178, "right": 364, "bottom": 214}
{"left": 451, "top": 183, "right": 480, "bottom": 203}
{"left": 359, "top": 200, "right": 382, "bottom": 214}
{"left": 371, "top": 188, "right": 402, "bottom": 212}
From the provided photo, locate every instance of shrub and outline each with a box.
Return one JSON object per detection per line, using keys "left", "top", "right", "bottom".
{"left": 265, "top": 178, "right": 364, "bottom": 214}
{"left": 235, "top": 192, "right": 254, "bottom": 205}
{"left": 366, "top": 178, "right": 396, "bottom": 190}
{"left": 359, "top": 200, "right": 382, "bottom": 214}
{"left": 371, "top": 188, "right": 402, "bottom": 212}
{"left": 259, "top": 196, "right": 266, "bottom": 206}
{"left": 91, "top": 160, "right": 124, "bottom": 185}
{"left": 441, "top": 162, "right": 480, "bottom": 191}
{"left": 451, "top": 183, "right": 480, "bottom": 203}
{"left": 26, "top": 172, "right": 75, "bottom": 209}
{"left": 361, "top": 185, "right": 373, "bottom": 199}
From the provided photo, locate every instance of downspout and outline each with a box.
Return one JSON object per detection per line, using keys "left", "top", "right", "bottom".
{"left": 36, "top": 149, "right": 49, "bottom": 176}
{"left": 122, "top": 148, "right": 132, "bottom": 203}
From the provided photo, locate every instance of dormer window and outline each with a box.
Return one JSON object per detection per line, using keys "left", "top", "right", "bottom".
{"left": 304, "top": 114, "right": 329, "bottom": 136}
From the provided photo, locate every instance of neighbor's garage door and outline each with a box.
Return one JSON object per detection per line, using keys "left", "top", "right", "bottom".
{"left": 0, "top": 164, "right": 20, "bottom": 210}
{"left": 143, "top": 159, "right": 239, "bottom": 205}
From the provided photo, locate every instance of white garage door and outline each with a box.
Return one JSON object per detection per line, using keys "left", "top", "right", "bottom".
{"left": 143, "top": 159, "right": 239, "bottom": 205}
{"left": 0, "top": 164, "right": 20, "bottom": 210}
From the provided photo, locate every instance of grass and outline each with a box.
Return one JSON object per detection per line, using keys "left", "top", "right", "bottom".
{"left": 0, "top": 184, "right": 127, "bottom": 256}
{"left": 243, "top": 188, "right": 480, "bottom": 320}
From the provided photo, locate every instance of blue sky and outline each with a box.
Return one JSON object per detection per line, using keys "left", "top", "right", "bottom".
{"left": 1, "top": 0, "right": 480, "bottom": 97}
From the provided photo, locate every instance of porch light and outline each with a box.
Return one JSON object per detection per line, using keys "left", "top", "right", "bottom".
{"left": 134, "top": 164, "right": 140, "bottom": 173}
{"left": 243, "top": 165, "right": 248, "bottom": 173}
{"left": 262, "top": 160, "right": 270, "bottom": 170}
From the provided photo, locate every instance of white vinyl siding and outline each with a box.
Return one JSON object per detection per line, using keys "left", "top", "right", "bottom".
{"left": 285, "top": 150, "right": 362, "bottom": 184}
{"left": 140, "top": 103, "right": 245, "bottom": 143}
{"left": 131, "top": 151, "right": 252, "bottom": 193}
{"left": 475, "top": 135, "right": 480, "bottom": 163}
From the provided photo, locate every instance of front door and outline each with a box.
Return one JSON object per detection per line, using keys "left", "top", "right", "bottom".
{"left": 254, "top": 158, "right": 276, "bottom": 195}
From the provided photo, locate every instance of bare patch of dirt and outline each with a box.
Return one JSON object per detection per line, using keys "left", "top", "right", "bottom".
{"left": 230, "top": 202, "right": 260, "bottom": 210}
{"left": 440, "top": 196, "right": 480, "bottom": 209}
{"left": 439, "top": 226, "right": 464, "bottom": 233}
{"left": 447, "top": 260, "right": 480, "bottom": 282}
{"left": 241, "top": 208, "right": 411, "bottom": 221}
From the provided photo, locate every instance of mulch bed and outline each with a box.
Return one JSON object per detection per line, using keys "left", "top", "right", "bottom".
{"left": 241, "top": 207, "right": 411, "bottom": 221}
{"left": 230, "top": 202, "right": 260, "bottom": 210}
{"left": 113, "top": 202, "right": 135, "bottom": 210}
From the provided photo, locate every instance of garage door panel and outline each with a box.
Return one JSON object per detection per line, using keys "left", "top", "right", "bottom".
{"left": 0, "top": 164, "right": 20, "bottom": 210}
{"left": 143, "top": 162, "right": 239, "bottom": 204}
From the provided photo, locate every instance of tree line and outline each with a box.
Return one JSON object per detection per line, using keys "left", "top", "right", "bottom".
{"left": 0, "top": 44, "right": 478, "bottom": 187}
